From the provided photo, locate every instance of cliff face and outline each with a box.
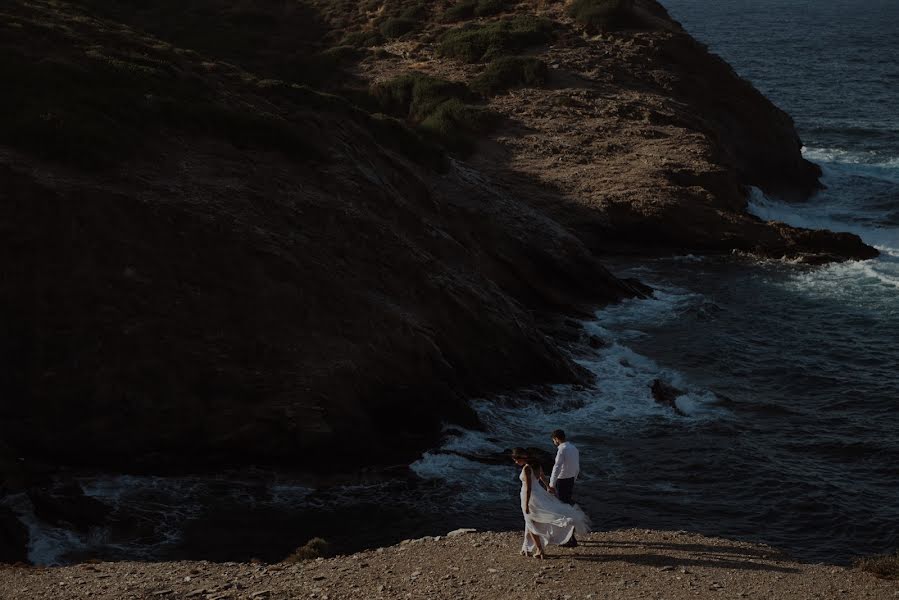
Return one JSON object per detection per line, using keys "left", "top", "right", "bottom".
{"left": 352, "top": 0, "right": 875, "bottom": 262}
{"left": 0, "top": 0, "right": 876, "bottom": 485}
{"left": 0, "top": 0, "right": 642, "bottom": 477}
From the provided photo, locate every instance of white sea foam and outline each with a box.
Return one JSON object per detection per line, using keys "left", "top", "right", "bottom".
{"left": 746, "top": 185, "right": 899, "bottom": 301}
{"left": 411, "top": 288, "right": 729, "bottom": 490}
{"left": 803, "top": 146, "right": 899, "bottom": 178}
{"left": 1, "top": 492, "right": 90, "bottom": 566}
{"left": 747, "top": 187, "right": 899, "bottom": 253}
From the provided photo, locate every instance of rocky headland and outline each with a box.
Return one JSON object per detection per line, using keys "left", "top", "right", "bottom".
{"left": 0, "top": 0, "right": 882, "bottom": 568}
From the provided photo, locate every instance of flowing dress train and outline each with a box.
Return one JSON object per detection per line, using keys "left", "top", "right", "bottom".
{"left": 520, "top": 465, "right": 591, "bottom": 553}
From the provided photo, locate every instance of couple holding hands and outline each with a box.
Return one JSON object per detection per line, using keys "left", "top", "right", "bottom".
{"left": 512, "top": 429, "right": 590, "bottom": 558}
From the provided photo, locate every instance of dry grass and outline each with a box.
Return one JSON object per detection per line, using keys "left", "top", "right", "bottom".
{"left": 855, "top": 552, "right": 899, "bottom": 580}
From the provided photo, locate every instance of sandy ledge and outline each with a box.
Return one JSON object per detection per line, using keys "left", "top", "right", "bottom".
{"left": 1, "top": 529, "right": 895, "bottom": 599}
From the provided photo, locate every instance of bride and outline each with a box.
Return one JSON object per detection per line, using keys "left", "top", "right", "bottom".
{"left": 512, "top": 447, "right": 590, "bottom": 558}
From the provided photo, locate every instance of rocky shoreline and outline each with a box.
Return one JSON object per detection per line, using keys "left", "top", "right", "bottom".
{"left": 2, "top": 529, "right": 896, "bottom": 599}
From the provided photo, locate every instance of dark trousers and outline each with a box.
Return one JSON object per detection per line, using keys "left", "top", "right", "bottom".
{"left": 556, "top": 477, "right": 575, "bottom": 505}
{"left": 556, "top": 477, "right": 577, "bottom": 545}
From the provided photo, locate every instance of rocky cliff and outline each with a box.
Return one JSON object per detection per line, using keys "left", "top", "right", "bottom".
{"left": 0, "top": 0, "right": 648, "bottom": 484}
{"left": 0, "top": 0, "right": 877, "bottom": 506}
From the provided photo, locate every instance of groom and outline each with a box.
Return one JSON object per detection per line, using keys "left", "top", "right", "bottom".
{"left": 547, "top": 428, "right": 580, "bottom": 547}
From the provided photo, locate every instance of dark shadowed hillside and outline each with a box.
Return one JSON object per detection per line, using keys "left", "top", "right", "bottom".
{"left": 0, "top": 0, "right": 646, "bottom": 483}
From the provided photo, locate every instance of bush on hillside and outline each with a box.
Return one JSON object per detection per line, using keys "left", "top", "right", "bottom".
{"left": 474, "top": 0, "right": 507, "bottom": 17}
{"left": 369, "top": 113, "right": 449, "bottom": 170}
{"left": 418, "top": 98, "right": 498, "bottom": 152}
{"left": 400, "top": 1, "right": 431, "bottom": 20}
{"left": 284, "top": 538, "right": 331, "bottom": 562}
{"left": 379, "top": 17, "right": 419, "bottom": 39}
{"left": 438, "top": 15, "right": 555, "bottom": 62}
{"left": 855, "top": 552, "right": 899, "bottom": 580}
{"left": 319, "top": 45, "right": 362, "bottom": 65}
{"left": 370, "top": 73, "right": 495, "bottom": 153}
{"left": 471, "top": 56, "right": 548, "bottom": 96}
{"left": 443, "top": 0, "right": 508, "bottom": 22}
{"left": 341, "top": 29, "right": 385, "bottom": 47}
{"left": 0, "top": 46, "right": 322, "bottom": 169}
{"left": 568, "top": 0, "right": 632, "bottom": 30}
{"left": 371, "top": 72, "right": 471, "bottom": 120}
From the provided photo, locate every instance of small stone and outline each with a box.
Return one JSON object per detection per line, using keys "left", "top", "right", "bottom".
{"left": 487, "top": 568, "right": 498, "bottom": 574}
{"left": 659, "top": 566, "right": 675, "bottom": 572}
{"left": 447, "top": 528, "right": 477, "bottom": 538}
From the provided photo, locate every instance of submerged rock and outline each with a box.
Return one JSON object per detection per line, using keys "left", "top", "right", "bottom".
{"left": 0, "top": 506, "right": 28, "bottom": 564}
{"left": 650, "top": 380, "right": 687, "bottom": 416}
{"left": 27, "top": 481, "right": 112, "bottom": 532}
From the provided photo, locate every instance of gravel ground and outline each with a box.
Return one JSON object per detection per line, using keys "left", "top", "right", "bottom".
{"left": 2, "top": 529, "right": 896, "bottom": 599}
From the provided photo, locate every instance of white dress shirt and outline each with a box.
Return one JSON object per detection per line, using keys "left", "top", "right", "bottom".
{"left": 549, "top": 441, "right": 580, "bottom": 487}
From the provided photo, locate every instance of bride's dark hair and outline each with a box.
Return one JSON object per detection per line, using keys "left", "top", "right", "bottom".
{"left": 512, "top": 447, "right": 542, "bottom": 473}
{"left": 525, "top": 455, "right": 543, "bottom": 473}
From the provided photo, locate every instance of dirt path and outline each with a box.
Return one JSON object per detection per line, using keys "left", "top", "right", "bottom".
{"left": 2, "top": 529, "right": 895, "bottom": 599}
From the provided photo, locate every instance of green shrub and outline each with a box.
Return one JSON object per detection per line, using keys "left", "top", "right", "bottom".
{"left": 419, "top": 98, "right": 497, "bottom": 152}
{"left": 284, "top": 538, "right": 330, "bottom": 562}
{"left": 319, "top": 45, "right": 362, "bottom": 66}
{"left": 855, "top": 552, "right": 899, "bottom": 580}
{"left": 371, "top": 72, "right": 471, "bottom": 120}
{"left": 341, "top": 30, "right": 385, "bottom": 47}
{"left": 0, "top": 38, "right": 327, "bottom": 170}
{"left": 257, "top": 81, "right": 449, "bottom": 170}
{"left": 474, "top": 0, "right": 507, "bottom": 17}
{"left": 471, "top": 56, "right": 548, "bottom": 96}
{"left": 568, "top": 0, "right": 631, "bottom": 30}
{"left": 443, "top": 0, "right": 477, "bottom": 22}
{"left": 400, "top": 2, "right": 431, "bottom": 20}
{"left": 369, "top": 113, "right": 448, "bottom": 170}
{"left": 379, "top": 17, "right": 419, "bottom": 39}
{"left": 438, "top": 15, "right": 555, "bottom": 63}
{"left": 370, "top": 73, "right": 494, "bottom": 154}
{"left": 443, "top": 0, "right": 507, "bottom": 22}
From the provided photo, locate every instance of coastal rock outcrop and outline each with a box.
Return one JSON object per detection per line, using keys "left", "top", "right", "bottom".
{"left": 0, "top": 0, "right": 641, "bottom": 474}
{"left": 366, "top": 0, "right": 875, "bottom": 261}
{"left": 26, "top": 482, "right": 112, "bottom": 533}
{"left": 0, "top": 506, "right": 28, "bottom": 564}
{"left": 650, "top": 379, "right": 687, "bottom": 416}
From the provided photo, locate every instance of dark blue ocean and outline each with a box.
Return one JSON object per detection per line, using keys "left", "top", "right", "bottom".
{"left": 4, "top": 0, "right": 897, "bottom": 566}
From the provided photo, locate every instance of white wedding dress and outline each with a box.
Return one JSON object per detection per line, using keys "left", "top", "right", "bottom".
{"left": 519, "top": 465, "right": 591, "bottom": 553}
